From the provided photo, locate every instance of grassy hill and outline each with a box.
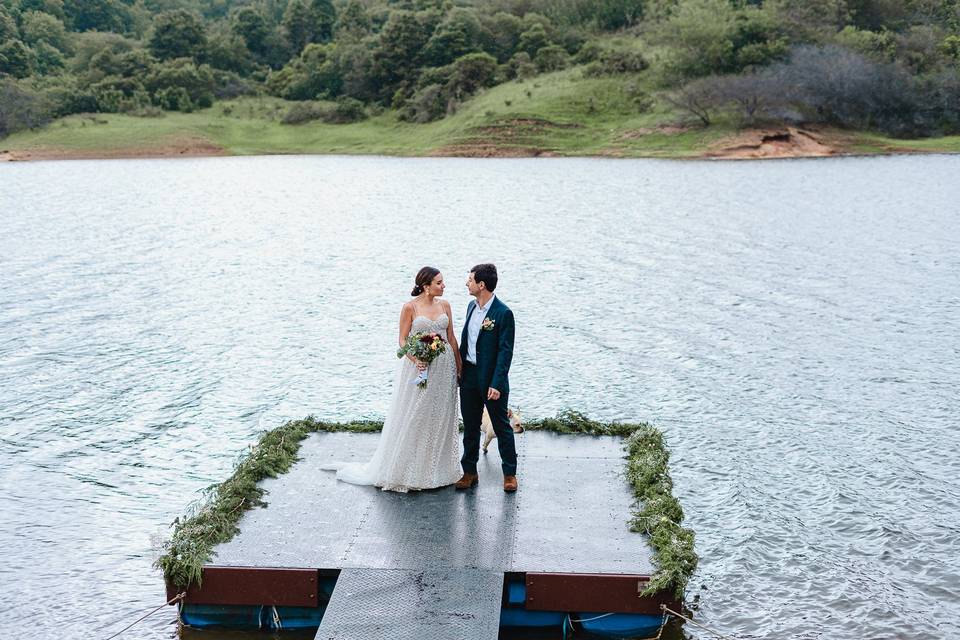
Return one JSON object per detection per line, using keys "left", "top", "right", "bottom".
{"left": 5, "top": 65, "right": 960, "bottom": 161}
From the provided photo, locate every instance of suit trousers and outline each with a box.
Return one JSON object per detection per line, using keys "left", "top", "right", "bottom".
{"left": 459, "top": 362, "right": 517, "bottom": 476}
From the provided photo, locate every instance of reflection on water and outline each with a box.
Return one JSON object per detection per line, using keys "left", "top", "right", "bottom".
{"left": 1, "top": 155, "right": 959, "bottom": 639}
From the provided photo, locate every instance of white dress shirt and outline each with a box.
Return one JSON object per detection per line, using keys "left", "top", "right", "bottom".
{"left": 465, "top": 293, "right": 495, "bottom": 365}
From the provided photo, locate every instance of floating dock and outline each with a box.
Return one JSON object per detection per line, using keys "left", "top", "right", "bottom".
{"left": 168, "top": 430, "right": 678, "bottom": 638}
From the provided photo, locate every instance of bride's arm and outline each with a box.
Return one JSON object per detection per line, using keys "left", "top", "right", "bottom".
{"left": 399, "top": 303, "right": 420, "bottom": 367}
{"left": 443, "top": 300, "right": 462, "bottom": 377}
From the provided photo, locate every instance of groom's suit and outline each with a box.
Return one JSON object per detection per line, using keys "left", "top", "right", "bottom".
{"left": 460, "top": 295, "right": 517, "bottom": 476}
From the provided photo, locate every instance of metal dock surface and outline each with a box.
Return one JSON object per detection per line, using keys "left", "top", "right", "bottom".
{"left": 175, "top": 431, "right": 660, "bottom": 638}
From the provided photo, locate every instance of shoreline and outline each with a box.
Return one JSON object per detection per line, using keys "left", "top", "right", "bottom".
{"left": 3, "top": 125, "right": 958, "bottom": 163}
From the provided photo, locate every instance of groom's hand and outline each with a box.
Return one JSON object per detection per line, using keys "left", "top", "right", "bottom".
{"left": 487, "top": 387, "right": 501, "bottom": 401}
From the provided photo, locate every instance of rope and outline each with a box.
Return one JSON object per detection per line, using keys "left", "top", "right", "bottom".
{"left": 661, "top": 604, "right": 736, "bottom": 640}
{"left": 564, "top": 610, "right": 672, "bottom": 639}
{"left": 102, "top": 593, "right": 185, "bottom": 640}
{"left": 271, "top": 605, "right": 283, "bottom": 629}
{"left": 566, "top": 612, "right": 615, "bottom": 623}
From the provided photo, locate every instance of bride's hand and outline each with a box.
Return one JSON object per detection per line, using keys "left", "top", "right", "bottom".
{"left": 415, "top": 359, "right": 428, "bottom": 372}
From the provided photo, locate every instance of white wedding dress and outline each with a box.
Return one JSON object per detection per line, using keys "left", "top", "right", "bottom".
{"left": 322, "top": 314, "right": 462, "bottom": 492}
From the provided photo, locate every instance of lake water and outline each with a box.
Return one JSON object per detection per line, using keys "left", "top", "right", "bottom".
{"left": 1, "top": 154, "right": 958, "bottom": 640}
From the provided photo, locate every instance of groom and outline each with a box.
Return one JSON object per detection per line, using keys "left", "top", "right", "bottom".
{"left": 456, "top": 263, "right": 518, "bottom": 492}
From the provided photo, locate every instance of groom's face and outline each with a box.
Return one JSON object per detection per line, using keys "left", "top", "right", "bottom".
{"left": 466, "top": 272, "right": 481, "bottom": 297}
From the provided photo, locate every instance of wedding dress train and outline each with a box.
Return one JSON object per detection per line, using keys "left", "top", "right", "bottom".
{"left": 321, "top": 315, "right": 461, "bottom": 492}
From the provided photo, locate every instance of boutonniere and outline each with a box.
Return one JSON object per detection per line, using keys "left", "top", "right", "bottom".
{"left": 481, "top": 318, "right": 495, "bottom": 331}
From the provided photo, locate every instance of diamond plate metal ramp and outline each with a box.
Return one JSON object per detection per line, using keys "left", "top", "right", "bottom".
{"left": 314, "top": 568, "right": 502, "bottom": 640}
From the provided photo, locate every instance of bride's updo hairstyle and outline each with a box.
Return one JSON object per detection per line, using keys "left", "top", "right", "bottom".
{"left": 411, "top": 266, "right": 441, "bottom": 296}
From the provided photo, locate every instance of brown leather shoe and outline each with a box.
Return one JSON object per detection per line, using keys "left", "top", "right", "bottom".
{"left": 454, "top": 473, "right": 478, "bottom": 490}
{"left": 503, "top": 475, "right": 518, "bottom": 492}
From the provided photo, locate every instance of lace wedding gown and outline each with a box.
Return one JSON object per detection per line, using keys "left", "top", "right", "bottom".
{"left": 322, "top": 315, "right": 462, "bottom": 492}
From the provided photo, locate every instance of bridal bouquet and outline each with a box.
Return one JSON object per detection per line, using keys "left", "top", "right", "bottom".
{"left": 397, "top": 332, "right": 446, "bottom": 388}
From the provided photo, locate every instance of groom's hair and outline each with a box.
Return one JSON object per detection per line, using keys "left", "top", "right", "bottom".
{"left": 471, "top": 263, "right": 498, "bottom": 292}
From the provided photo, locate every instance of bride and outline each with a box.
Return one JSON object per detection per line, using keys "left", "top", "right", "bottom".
{"left": 322, "top": 267, "right": 463, "bottom": 492}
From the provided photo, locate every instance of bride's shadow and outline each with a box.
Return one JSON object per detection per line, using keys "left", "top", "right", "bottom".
{"left": 345, "top": 449, "right": 518, "bottom": 572}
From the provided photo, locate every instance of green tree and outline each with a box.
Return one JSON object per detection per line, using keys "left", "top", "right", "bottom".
{"left": 653, "top": 0, "right": 737, "bottom": 78}
{"left": 369, "top": 10, "right": 432, "bottom": 102}
{"left": 283, "top": 0, "right": 314, "bottom": 53}
{"left": 479, "top": 12, "right": 524, "bottom": 62}
{"left": 845, "top": 0, "right": 911, "bottom": 31}
{"left": 231, "top": 7, "right": 270, "bottom": 56}
{"left": 517, "top": 22, "right": 552, "bottom": 57}
{"left": 20, "top": 10, "right": 72, "bottom": 55}
{"left": 18, "top": 0, "right": 66, "bottom": 21}
{"left": 32, "top": 41, "right": 65, "bottom": 74}
{"left": 446, "top": 51, "right": 497, "bottom": 97}
{"left": 64, "top": 0, "right": 133, "bottom": 33}
{"left": 70, "top": 32, "right": 136, "bottom": 81}
{"left": 335, "top": 0, "right": 371, "bottom": 40}
{"left": 87, "top": 46, "right": 154, "bottom": 81}
{"left": 534, "top": 44, "right": 569, "bottom": 71}
{"left": 150, "top": 9, "right": 208, "bottom": 61}
{"left": 593, "top": 0, "right": 645, "bottom": 30}
{"left": 942, "top": 34, "right": 960, "bottom": 63}
{"left": 283, "top": 0, "right": 336, "bottom": 54}
{"left": 835, "top": 26, "right": 897, "bottom": 62}
{"left": 0, "top": 8, "right": 19, "bottom": 43}
{"left": 336, "top": 42, "right": 376, "bottom": 101}
{"left": 206, "top": 32, "right": 256, "bottom": 74}
{"left": 113, "top": 49, "right": 157, "bottom": 77}
{"left": 764, "top": 0, "right": 850, "bottom": 42}
{"left": 0, "top": 40, "right": 33, "bottom": 78}
{"left": 145, "top": 57, "right": 215, "bottom": 108}
{"left": 896, "top": 24, "right": 948, "bottom": 74}
{"left": 266, "top": 42, "right": 342, "bottom": 100}
{"left": 422, "top": 8, "right": 482, "bottom": 67}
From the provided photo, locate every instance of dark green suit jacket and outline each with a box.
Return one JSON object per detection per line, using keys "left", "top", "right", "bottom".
{"left": 460, "top": 296, "right": 515, "bottom": 394}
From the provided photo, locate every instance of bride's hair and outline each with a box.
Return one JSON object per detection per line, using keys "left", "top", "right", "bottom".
{"left": 411, "top": 266, "right": 441, "bottom": 296}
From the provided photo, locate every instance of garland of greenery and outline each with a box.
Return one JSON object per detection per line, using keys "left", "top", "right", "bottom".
{"left": 156, "top": 411, "right": 697, "bottom": 600}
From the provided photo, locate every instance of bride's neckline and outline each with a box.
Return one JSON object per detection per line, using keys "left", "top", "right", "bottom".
{"left": 414, "top": 314, "right": 447, "bottom": 323}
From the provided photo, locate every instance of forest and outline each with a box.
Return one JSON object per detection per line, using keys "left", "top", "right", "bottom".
{"left": 2, "top": 0, "right": 960, "bottom": 142}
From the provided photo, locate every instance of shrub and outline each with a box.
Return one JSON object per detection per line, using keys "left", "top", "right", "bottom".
{"left": 145, "top": 58, "right": 215, "bottom": 109}
{"left": 446, "top": 52, "right": 498, "bottom": 97}
{"left": 508, "top": 51, "right": 537, "bottom": 80}
{"left": 772, "top": 45, "right": 919, "bottom": 133}
{"left": 155, "top": 85, "right": 194, "bottom": 112}
{"left": 282, "top": 100, "right": 326, "bottom": 124}
{"left": 325, "top": 95, "right": 366, "bottom": 123}
{"left": 211, "top": 69, "right": 255, "bottom": 100}
{"left": 668, "top": 45, "right": 960, "bottom": 136}
{"left": 583, "top": 49, "right": 649, "bottom": 76}
{"left": 574, "top": 41, "right": 603, "bottom": 64}
{"left": 0, "top": 78, "right": 52, "bottom": 137}
{"left": 534, "top": 44, "right": 569, "bottom": 72}
{"left": 834, "top": 26, "right": 896, "bottom": 63}
{"left": 282, "top": 96, "right": 368, "bottom": 125}
{"left": 399, "top": 83, "right": 445, "bottom": 123}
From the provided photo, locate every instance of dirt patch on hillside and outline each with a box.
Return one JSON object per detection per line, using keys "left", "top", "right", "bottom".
{"left": 706, "top": 127, "right": 840, "bottom": 159}
{"left": 431, "top": 117, "right": 579, "bottom": 157}
{"left": 1, "top": 136, "right": 227, "bottom": 162}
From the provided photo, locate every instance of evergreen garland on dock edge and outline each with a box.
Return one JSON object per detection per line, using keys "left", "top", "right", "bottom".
{"left": 155, "top": 411, "right": 697, "bottom": 600}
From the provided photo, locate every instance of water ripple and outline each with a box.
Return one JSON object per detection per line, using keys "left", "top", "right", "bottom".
{"left": 1, "top": 155, "right": 958, "bottom": 639}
